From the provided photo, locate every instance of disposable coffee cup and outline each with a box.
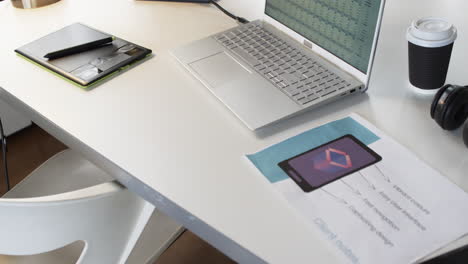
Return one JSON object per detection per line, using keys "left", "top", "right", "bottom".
{"left": 407, "top": 17, "right": 457, "bottom": 90}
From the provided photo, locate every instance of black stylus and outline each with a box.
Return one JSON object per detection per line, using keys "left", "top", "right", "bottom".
{"left": 44, "top": 36, "right": 113, "bottom": 60}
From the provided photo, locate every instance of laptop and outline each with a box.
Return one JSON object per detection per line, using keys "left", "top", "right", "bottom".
{"left": 173, "top": 0, "right": 385, "bottom": 130}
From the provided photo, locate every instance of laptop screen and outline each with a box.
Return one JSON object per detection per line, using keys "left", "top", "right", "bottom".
{"left": 265, "top": 0, "right": 382, "bottom": 73}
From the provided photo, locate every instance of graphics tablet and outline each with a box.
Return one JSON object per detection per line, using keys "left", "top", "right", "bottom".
{"left": 15, "top": 23, "right": 152, "bottom": 89}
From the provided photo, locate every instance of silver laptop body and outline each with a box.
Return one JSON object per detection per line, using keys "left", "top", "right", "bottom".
{"left": 173, "top": 0, "right": 385, "bottom": 130}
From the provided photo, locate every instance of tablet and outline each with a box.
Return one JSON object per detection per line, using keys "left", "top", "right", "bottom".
{"left": 15, "top": 23, "right": 152, "bottom": 89}
{"left": 278, "top": 135, "right": 382, "bottom": 192}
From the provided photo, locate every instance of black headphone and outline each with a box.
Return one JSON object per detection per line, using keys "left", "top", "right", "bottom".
{"left": 430, "top": 84, "right": 468, "bottom": 148}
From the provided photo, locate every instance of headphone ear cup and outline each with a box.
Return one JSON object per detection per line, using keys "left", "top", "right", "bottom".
{"left": 464, "top": 122, "right": 468, "bottom": 148}
{"left": 433, "top": 85, "right": 462, "bottom": 129}
{"left": 431, "top": 84, "right": 451, "bottom": 118}
{"left": 441, "top": 88, "right": 468, "bottom": 130}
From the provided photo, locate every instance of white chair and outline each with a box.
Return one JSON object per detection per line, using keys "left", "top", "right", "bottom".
{"left": 0, "top": 149, "right": 183, "bottom": 264}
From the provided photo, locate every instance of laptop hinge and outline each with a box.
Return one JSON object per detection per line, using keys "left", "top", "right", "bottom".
{"left": 303, "top": 39, "right": 313, "bottom": 49}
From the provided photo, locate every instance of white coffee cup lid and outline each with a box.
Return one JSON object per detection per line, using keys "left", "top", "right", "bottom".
{"left": 407, "top": 17, "right": 457, "bottom": 48}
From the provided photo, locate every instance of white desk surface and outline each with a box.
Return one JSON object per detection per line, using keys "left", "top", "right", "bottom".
{"left": 1, "top": 0, "right": 468, "bottom": 263}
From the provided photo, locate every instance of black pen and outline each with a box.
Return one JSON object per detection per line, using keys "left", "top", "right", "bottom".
{"left": 44, "top": 36, "right": 113, "bottom": 60}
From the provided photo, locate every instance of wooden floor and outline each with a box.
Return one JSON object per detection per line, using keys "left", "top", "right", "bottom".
{"left": 0, "top": 124, "right": 235, "bottom": 264}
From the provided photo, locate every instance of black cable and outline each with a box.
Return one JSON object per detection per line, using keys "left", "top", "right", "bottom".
{"left": 0, "top": 117, "right": 10, "bottom": 191}
{"left": 210, "top": 1, "right": 249, "bottom": 24}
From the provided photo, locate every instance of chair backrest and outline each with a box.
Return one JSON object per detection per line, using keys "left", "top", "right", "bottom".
{"left": 0, "top": 181, "right": 155, "bottom": 264}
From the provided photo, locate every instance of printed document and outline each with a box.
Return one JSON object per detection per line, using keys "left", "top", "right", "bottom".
{"left": 247, "top": 114, "right": 468, "bottom": 264}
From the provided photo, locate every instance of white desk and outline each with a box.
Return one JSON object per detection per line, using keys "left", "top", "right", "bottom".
{"left": 1, "top": 0, "right": 467, "bottom": 263}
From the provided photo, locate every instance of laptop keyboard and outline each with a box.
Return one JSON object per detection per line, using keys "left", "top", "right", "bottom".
{"left": 214, "top": 23, "right": 353, "bottom": 106}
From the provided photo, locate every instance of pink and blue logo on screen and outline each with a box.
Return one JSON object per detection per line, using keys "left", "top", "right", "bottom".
{"left": 312, "top": 148, "right": 353, "bottom": 173}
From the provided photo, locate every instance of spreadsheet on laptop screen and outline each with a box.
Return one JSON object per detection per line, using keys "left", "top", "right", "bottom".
{"left": 265, "top": 0, "right": 381, "bottom": 73}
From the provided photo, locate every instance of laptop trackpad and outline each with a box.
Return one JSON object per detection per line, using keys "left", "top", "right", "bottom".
{"left": 189, "top": 52, "right": 251, "bottom": 88}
